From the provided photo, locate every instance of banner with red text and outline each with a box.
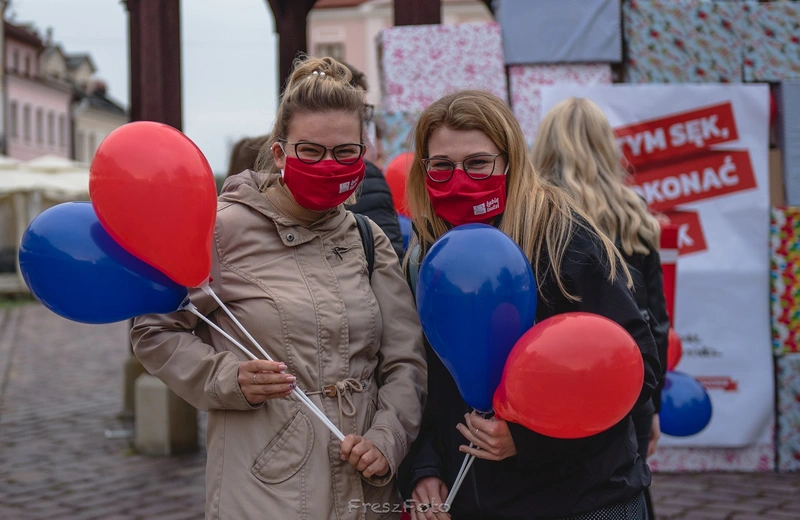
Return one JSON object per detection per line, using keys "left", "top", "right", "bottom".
{"left": 541, "top": 86, "right": 771, "bottom": 447}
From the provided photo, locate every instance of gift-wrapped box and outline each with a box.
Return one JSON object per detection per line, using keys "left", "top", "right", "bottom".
{"left": 770, "top": 207, "right": 800, "bottom": 355}
{"left": 377, "top": 23, "right": 508, "bottom": 113}
{"left": 777, "top": 353, "right": 800, "bottom": 472}
{"left": 623, "top": 0, "right": 752, "bottom": 83}
{"left": 508, "top": 64, "right": 612, "bottom": 145}
{"left": 649, "top": 442, "right": 775, "bottom": 472}
{"left": 775, "top": 82, "right": 800, "bottom": 206}
{"left": 374, "top": 111, "right": 420, "bottom": 166}
{"left": 744, "top": 1, "right": 800, "bottom": 82}
{"left": 495, "top": 0, "right": 622, "bottom": 65}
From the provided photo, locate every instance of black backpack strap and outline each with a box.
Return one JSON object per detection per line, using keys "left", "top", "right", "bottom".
{"left": 354, "top": 213, "right": 375, "bottom": 280}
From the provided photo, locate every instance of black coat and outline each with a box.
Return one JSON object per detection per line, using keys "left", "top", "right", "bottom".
{"left": 401, "top": 224, "right": 660, "bottom": 520}
{"left": 622, "top": 245, "right": 670, "bottom": 413}
{"left": 347, "top": 161, "right": 405, "bottom": 260}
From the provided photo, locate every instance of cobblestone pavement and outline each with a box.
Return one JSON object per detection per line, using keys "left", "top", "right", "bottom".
{"left": 1, "top": 303, "right": 799, "bottom": 520}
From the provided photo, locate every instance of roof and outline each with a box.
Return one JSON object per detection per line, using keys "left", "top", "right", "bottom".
{"left": 85, "top": 90, "right": 127, "bottom": 116}
{"left": 43, "top": 44, "right": 66, "bottom": 60}
{"left": 4, "top": 22, "right": 44, "bottom": 49}
{"left": 66, "top": 54, "right": 97, "bottom": 73}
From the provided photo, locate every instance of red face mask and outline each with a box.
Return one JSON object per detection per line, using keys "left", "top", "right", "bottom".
{"left": 282, "top": 157, "right": 366, "bottom": 211}
{"left": 426, "top": 169, "right": 507, "bottom": 227}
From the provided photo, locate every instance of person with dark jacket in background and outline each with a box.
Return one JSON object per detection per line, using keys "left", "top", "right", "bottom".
{"left": 342, "top": 62, "right": 405, "bottom": 260}
{"left": 533, "top": 97, "right": 671, "bottom": 520}
{"left": 402, "top": 90, "right": 659, "bottom": 520}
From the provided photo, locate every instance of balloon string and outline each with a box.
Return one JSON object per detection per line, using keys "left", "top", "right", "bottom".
{"left": 446, "top": 450, "right": 476, "bottom": 509}
{"left": 183, "top": 299, "right": 345, "bottom": 441}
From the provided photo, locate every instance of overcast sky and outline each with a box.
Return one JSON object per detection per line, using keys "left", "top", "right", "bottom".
{"left": 10, "top": 0, "right": 280, "bottom": 175}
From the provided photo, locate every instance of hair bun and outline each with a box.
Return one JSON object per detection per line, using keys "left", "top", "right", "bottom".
{"left": 286, "top": 55, "right": 353, "bottom": 91}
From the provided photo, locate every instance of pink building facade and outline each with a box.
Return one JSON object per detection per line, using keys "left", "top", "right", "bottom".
{"left": 4, "top": 23, "right": 72, "bottom": 161}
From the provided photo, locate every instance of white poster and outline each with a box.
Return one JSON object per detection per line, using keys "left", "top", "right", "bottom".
{"left": 540, "top": 85, "right": 772, "bottom": 447}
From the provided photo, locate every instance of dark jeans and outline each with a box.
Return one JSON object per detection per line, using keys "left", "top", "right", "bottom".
{"left": 632, "top": 401, "right": 656, "bottom": 520}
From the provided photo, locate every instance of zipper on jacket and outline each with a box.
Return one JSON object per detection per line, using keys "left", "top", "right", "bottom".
{"left": 332, "top": 245, "right": 353, "bottom": 260}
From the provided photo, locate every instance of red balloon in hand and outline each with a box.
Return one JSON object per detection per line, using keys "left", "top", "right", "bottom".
{"left": 90, "top": 122, "right": 217, "bottom": 287}
{"left": 666, "top": 328, "right": 683, "bottom": 371}
{"left": 493, "top": 312, "right": 644, "bottom": 439}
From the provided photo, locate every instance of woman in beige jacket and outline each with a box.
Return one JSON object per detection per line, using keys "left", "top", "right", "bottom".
{"left": 131, "top": 56, "right": 427, "bottom": 520}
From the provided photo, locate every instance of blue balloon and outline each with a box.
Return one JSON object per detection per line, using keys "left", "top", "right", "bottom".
{"left": 398, "top": 215, "right": 412, "bottom": 250}
{"left": 660, "top": 371, "right": 713, "bottom": 437}
{"left": 19, "top": 202, "right": 188, "bottom": 324}
{"left": 416, "top": 224, "right": 537, "bottom": 412}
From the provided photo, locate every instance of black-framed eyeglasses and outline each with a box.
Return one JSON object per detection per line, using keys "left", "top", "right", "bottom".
{"left": 278, "top": 139, "right": 365, "bottom": 165}
{"left": 364, "top": 104, "right": 375, "bottom": 123}
{"left": 422, "top": 153, "right": 507, "bottom": 183}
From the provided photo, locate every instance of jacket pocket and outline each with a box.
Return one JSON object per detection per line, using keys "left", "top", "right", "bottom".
{"left": 250, "top": 410, "right": 314, "bottom": 484}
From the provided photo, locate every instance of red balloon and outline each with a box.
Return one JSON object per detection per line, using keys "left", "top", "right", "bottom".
{"left": 385, "top": 152, "right": 413, "bottom": 217}
{"left": 493, "top": 312, "right": 644, "bottom": 439}
{"left": 90, "top": 122, "right": 217, "bottom": 288}
{"left": 667, "top": 328, "right": 683, "bottom": 371}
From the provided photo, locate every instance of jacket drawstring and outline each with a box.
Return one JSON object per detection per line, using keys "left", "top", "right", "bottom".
{"left": 305, "top": 378, "right": 366, "bottom": 431}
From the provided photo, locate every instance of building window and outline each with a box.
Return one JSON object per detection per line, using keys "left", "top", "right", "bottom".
{"left": 24, "top": 55, "right": 31, "bottom": 77}
{"left": 36, "top": 108, "right": 44, "bottom": 144}
{"left": 314, "top": 43, "right": 345, "bottom": 61}
{"left": 47, "top": 112, "right": 55, "bottom": 145}
{"left": 23, "top": 105, "right": 31, "bottom": 141}
{"left": 88, "top": 133, "right": 97, "bottom": 160}
{"left": 76, "top": 131, "right": 85, "bottom": 162}
{"left": 9, "top": 102, "right": 18, "bottom": 138}
{"left": 58, "top": 115, "right": 66, "bottom": 148}
{"left": 12, "top": 50, "right": 19, "bottom": 73}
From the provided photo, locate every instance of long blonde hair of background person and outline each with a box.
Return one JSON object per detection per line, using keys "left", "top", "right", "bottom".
{"left": 532, "top": 97, "right": 661, "bottom": 256}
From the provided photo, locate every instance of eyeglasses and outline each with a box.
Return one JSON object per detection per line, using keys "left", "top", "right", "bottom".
{"left": 364, "top": 104, "right": 375, "bottom": 123}
{"left": 422, "top": 153, "right": 507, "bottom": 183}
{"left": 278, "top": 139, "right": 365, "bottom": 165}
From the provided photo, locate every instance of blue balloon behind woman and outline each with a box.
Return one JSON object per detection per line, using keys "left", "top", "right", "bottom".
{"left": 19, "top": 202, "right": 188, "bottom": 324}
{"left": 659, "top": 371, "right": 713, "bottom": 437}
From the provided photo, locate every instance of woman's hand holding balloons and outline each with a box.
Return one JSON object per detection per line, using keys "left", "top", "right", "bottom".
{"left": 238, "top": 360, "right": 296, "bottom": 405}
{"left": 339, "top": 435, "right": 389, "bottom": 479}
{"left": 410, "top": 477, "right": 451, "bottom": 520}
{"left": 456, "top": 412, "right": 517, "bottom": 461}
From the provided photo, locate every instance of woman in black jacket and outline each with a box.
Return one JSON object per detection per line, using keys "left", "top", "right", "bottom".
{"left": 533, "top": 97, "right": 671, "bottom": 519}
{"left": 401, "top": 90, "right": 660, "bottom": 520}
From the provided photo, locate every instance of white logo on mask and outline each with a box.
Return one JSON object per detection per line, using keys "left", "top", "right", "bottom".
{"left": 339, "top": 181, "right": 351, "bottom": 194}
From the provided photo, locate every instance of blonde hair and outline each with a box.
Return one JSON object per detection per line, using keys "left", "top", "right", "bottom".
{"left": 254, "top": 55, "right": 366, "bottom": 192}
{"left": 533, "top": 97, "right": 661, "bottom": 256}
{"left": 407, "top": 90, "right": 630, "bottom": 301}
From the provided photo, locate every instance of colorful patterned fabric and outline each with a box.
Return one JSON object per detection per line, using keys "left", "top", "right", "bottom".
{"left": 508, "top": 64, "right": 613, "bottom": 146}
{"left": 623, "top": 0, "right": 753, "bottom": 83}
{"left": 376, "top": 23, "right": 508, "bottom": 113}
{"left": 744, "top": 1, "right": 800, "bottom": 82}
{"left": 777, "top": 353, "right": 800, "bottom": 472}
{"left": 373, "top": 111, "right": 419, "bottom": 167}
{"left": 771, "top": 207, "right": 800, "bottom": 355}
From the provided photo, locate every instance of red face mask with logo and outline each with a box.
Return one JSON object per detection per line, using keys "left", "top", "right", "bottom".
{"left": 282, "top": 157, "right": 366, "bottom": 211}
{"left": 426, "top": 169, "right": 507, "bottom": 227}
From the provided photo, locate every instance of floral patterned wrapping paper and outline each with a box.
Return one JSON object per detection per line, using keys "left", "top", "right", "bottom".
{"left": 744, "top": 1, "right": 800, "bottom": 82}
{"left": 623, "top": 0, "right": 754, "bottom": 83}
{"left": 373, "top": 111, "right": 420, "bottom": 167}
{"left": 649, "top": 442, "right": 775, "bottom": 472}
{"left": 376, "top": 23, "right": 508, "bottom": 113}
{"left": 508, "top": 64, "right": 613, "bottom": 146}
{"left": 771, "top": 207, "right": 800, "bottom": 355}
{"left": 777, "top": 353, "right": 800, "bottom": 472}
